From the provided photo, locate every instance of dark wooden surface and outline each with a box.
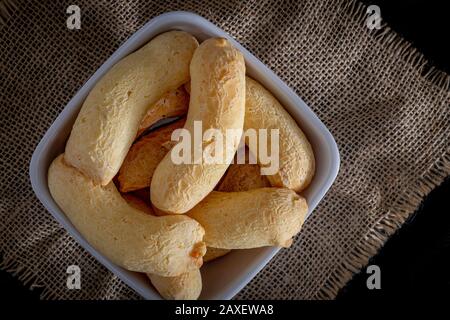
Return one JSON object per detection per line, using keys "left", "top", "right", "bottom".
{"left": 1, "top": 0, "right": 449, "bottom": 300}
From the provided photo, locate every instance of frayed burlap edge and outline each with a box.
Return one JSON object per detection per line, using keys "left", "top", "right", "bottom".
{"left": 317, "top": 148, "right": 450, "bottom": 299}
{"left": 316, "top": 0, "right": 450, "bottom": 299}
{"left": 0, "top": 0, "right": 449, "bottom": 300}
{"left": 0, "top": 253, "right": 54, "bottom": 299}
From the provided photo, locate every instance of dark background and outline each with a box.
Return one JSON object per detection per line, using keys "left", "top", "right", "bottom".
{"left": 338, "top": 0, "right": 450, "bottom": 300}
{"left": 1, "top": 0, "right": 449, "bottom": 301}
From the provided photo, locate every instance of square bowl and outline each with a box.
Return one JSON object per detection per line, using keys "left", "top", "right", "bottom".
{"left": 30, "top": 11, "right": 340, "bottom": 300}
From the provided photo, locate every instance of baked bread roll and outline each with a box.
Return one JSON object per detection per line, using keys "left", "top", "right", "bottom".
{"left": 203, "top": 150, "right": 270, "bottom": 261}
{"left": 147, "top": 269, "right": 202, "bottom": 300}
{"left": 136, "top": 86, "right": 189, "bottom": 137}
{"left": 151, "top": 38, "right": 246, "bottom": 214}
{"left": 121, "top": 192, "right": 203, "bottom": 300}
{"left": 216, "top": 155, "right": 270, "bottom": 192}
{"left": 129, "top": 188, "right": 150, "bottom": 205}
{"left": 119, "top": 123, "right": 270, "bottom": 194}
{"left": 118, "top": 118, "right": 185, "bottom": 192}
{"left": 204, "top": 151, "right": 271, "bottom": 261}
{"left": 137, "top": 78, "right": 315, "bottom": 194}
{"left": 121, "top": 193, "right": 153, "bottom": 215}
{"left": 122, "top": 196, "right": 203, "bottom": 300}
{"left": 245, "top": 77, "right": 315, "bottom": 192}
{"left": 65, "top": 31, "right": 198, "bottom": 185}
{"left": 48, "top": 155, "right": 206, "bottom": 276}
{"left": 188, "top": 188, "right": 307, "bottom": 249}
{"left": 203, "top": 247, "right": 231, "bottom": 262}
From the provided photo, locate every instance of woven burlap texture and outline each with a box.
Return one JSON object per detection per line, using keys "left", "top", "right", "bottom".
{"left": 1, "top": 0, "right": 449, "bottom": 299}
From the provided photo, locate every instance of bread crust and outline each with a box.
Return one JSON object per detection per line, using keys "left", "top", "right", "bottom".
{"left": 203, "top": 247, "right": 231, "bottom": 262}
{"left": 121, "top": 193, "right": 153, "bottom": 215}
{"left": 201, "top": 150, "right": 270, "bottom": 261}
{"left": 151, "top": 38, "right": 246, "bottom": 214}
{"left": 137, "top": 77, "right": 315, "bottom": 194}
{"left": 245, "top": 77, "right": 315, "bottom": 192}
{"left": 48, "top": 155, "right": 206, "bottom": 276}
{"left": 118, "top": 118, "right": 185, "bottom": 192}
{"left": 121, "top": 191, "right": 203, "bottom": 300}
{"left": 188, "top": 188, "right": 307, "bottom": 249}
{"left": 216, "top": 160, "right": 270, "bottom": 192}
{"left": 49, "top": 31, "right": 313, "bottom": 297}
{"left": 136, "top": 86, "right": 189, "bottom": 137}
{"left": 65, "top": 31, "right": 198, "bottom": 185}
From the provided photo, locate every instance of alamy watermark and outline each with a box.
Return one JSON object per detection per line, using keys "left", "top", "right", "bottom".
{"left": 366, "top": 5, "right": 382, "bottom": 30}
{"left": 170, "top": 121, "right": 280, "bottom": 176}
{"left": 66, "top": 265, "right": 81, "bottom": 290}
{"left": 366, "top": 264, "right": 381, "bottom": 290}
{"left": 66, "top": 5, "right": 81, "bottom": 30}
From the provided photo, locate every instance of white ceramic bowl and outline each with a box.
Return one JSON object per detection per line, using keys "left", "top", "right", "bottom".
{"left": 30, "top": 11, "right": 340, "bottom": 300}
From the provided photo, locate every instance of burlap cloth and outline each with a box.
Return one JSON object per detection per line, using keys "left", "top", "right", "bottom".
{"left": 1, "top": 0, "right": 449, "bottom": 300}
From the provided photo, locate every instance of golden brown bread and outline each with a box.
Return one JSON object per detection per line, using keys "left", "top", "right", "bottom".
{"left": 120, "top": 147, "right": 271, "bottom": 262}
{"left": 48, "top": 155, "right": 206, "bottom": 276}
{"left": 203, "top": 247, "right": 231, "bottom": 262}
{"left": 136, "top": 86, "right": 189, "bottom": 137}
{"left": 202, "top": 150, "right": 270, "bottom": 261}
{"left": 129, "top": 188, "right": 151, "bottom": 205}
{"left": 50, "top": 30, "right": 313, "bottom": 299}
{"left": 118, "top": 118, "right": 186, "bottom": 192}
{"left": 65, "top": 31, "right": 198, "bottom": 185}
{"left": 244, "top": 77, "right": 315, "bottom": 192}
{"left": 120, "top": 123, "right": 270, "bottom": 194}
{"left": 147, "top": 269, "right": 202, "bottom": 300}
{"left": 121, "top": 193, "right": 153, "bottom": 215}
{"left": 216, "top": 158, "right": 270, "bottom": 192}
{"left": 120, "top": 141, "right": 268, "bottom": 265}
{"left": 151, "top": 38, "right": 246, "bottom": 214}
{"left": 136, "top": 77, "right": 315, "bottom": 194}
{"left": 121, "top": 191, "right": 203, "bottom": 300}
{"left": 187, "top": 188, "right": 307, "bottom": 249}
{"left": 184, "top": 82, "right": 191, "bottom": 94}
